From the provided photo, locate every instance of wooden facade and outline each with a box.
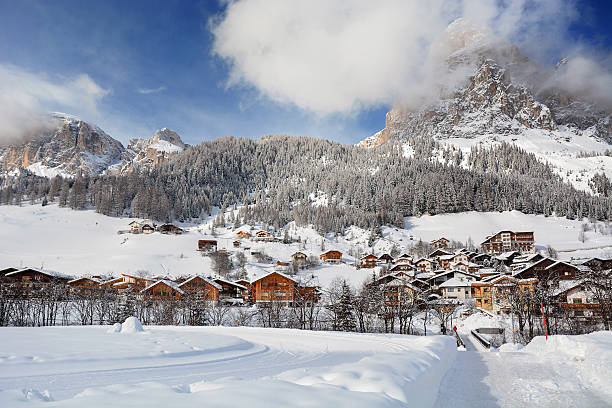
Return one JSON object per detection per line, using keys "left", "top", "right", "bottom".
{"left": 251, "top": 272, "right": 297, "bottom": 303}
{"left": 320, "top": 250, "right": 342, "bottom": 263}
{"left": 141, "top": 280, "right": 183, "bottom": 300}
{"left": 178, "top": 276, "right": 220, "bottom": 301}
{"left": 360, "top": 254, "right": 378, "bottom": 268}
{"left": 198, "top": 240, "right": 218, "bottom": 252}
{"left": 481, "top": 231, "right": 535, "bottom": 255}
{"left": 430, "top": 237, "right": 449, "bottom": 249}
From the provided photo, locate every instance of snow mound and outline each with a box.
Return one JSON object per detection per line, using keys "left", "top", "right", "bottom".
{"left": 120, "top": 317, "right": 144, "bottom": 333}
{"left": 107, "top": 323, "right": 122, "bottom": 333}
{"left": 498, "top": 343, "right": 523, "bottom": 352}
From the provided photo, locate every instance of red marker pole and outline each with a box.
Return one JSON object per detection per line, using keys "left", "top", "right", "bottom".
{"left": 541, "top": 303, "right": 548, "bottom": 340}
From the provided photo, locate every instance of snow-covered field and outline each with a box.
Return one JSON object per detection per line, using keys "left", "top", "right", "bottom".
{"left": 1, "top": 322, "right": 611, "bottom": 407}
{"left": 0, "top": 325, "right": 456, "bottom": 407}
{"left": 1, "top": 205, "right": 612, "bottom": 289}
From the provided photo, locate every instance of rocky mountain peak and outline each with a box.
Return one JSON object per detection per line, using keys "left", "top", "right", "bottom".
{"left": 152, "top": 128, "right": 186, "bottom": 149}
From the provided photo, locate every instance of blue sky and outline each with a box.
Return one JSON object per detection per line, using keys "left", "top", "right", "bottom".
{"left": 0, "top": 0, "right": 610, "bottom": 146}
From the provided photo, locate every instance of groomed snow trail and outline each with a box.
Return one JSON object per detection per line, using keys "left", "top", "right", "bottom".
{"left": 433, "top": 332, "right": 610, "bottom": 408}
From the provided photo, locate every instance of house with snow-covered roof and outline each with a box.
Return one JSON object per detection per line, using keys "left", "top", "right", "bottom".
{"left": 439, "top": 278, "right": 473, "bottom": 300}
{"left": 178, "top": 275, "right": 221, "bottom": 301}
{"left": 141, "top": 279, "right": 184, "bottom": 300}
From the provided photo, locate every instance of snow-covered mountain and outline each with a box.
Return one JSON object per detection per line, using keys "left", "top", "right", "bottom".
{"left": 0, "top": 114, "right": 186, "bottom": 177}
{"left": 360, "top": 19, "right": 612, "bottom": 193}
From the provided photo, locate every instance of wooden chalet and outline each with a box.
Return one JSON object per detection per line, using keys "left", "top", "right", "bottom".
{"left": 291, "top": 252, "right": 307, "bottom": 267}
{"left": 438, "top": 254, "right": 455, "bottom": 269}
{"left": 429, "top": 270, "right": 478, "bottom": 289}
{"left": 481, "top": 231, "right": 535, "bottom": 255}
{"left": 472, "top": 275, "right": 537, "bottom": 314}
{"left": 4, "top": 268, "right": 70, "bottom": 287}
{"left": 0, "top": 267, "right": 18, "bottom": 278}
{"left": 178, "top": 276, "right": 221, "bottom": 301}
{"left": 236, "top": 230, "right": 252, "bottom": 239}
{"left": 360, "top": 254, "right": 378, "bottom": 268}
{"left": 552, "top": 281, "right": 600, "bottom": 319}
{"left": 101, "top": 276, "right": 124, "bottom": 288}
{"left": 377, "top": 254, "right": 394, "bottom": 265}
{"left": 579, "top": 257, "right": 612, "bottom": 272}
{"left": 381, "top": 278, "right": 417, "bottom": 306}
{"left": 141, "top": 280, "right": 184, "bottom": 300}
{"left": 234, "top": 279, "right": 252, "bottom": 300}
{"left": 512, "top": 258, "right": 579, "bottom": 282}
{"left": 158, "top": 224, "right": 184, "bottom": 234}
{"left": 129, "top": 220, "right": 157, "bottom": 234}
{"left": 213, "top": 278, "right": 248, "bottom": 301}
{"left": 395, "top": 256, "right": 413, "bottom": 264}
{"left": 389, "top": 263, "right": 415, "bottom": 273}
{"left": 415, "top": 258, "right": 434, "bottom": 273}
{"left": 471, "top": 253, "right": 492, "bottom": 266}
{"left": 320, "top": 250, "right": 342, "bottom": 264}
{"left": 430, "top": 237, "right": 449, "bottom": 249}
{"left": 254, "top": 230, "right": 274, "bottom": 241}
{"left": 429, "top": 249, "right": 452, "bottom": 258}
{"left": 68, "top": 277, "right": 103, "bottom": 291}
{"left": 116, "top": 274, "right": 154, "bottom": 290}
{"left": 198, "top": 240, "right": 218, "bottom": 252}
{"left": 452, "top": 253, "right": 469, "bottom": 264}
{"left": 251, "top": 271, "right": 298, "bottom": 303}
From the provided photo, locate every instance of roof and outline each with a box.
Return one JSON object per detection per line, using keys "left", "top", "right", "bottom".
{"left": 141, "top": 279, "right": 184, "bottom": 294}
{"left": 178, "top": 275, "right": 222, "bottom": 290}
{"left": 440, "top": 278, "right": 472, "bottom": 288}
{"left": 384, "top": 278, "right": 418, "bottom": 290}
{"left": 438, "top": 255, "right": 455, "bottom": 260}
{"left": 361, "top": 254, "right": 378, "bottom": 260}
{"left": 250, "top": 270, "right": 298, "bottom": 285}
{"left": 6, "top": 267, "right": 71, "bottom": 280}
{"left": 213, "top": 277, "right": 248, "bottom": 290}
{"left": 551, "top": 280, "right": 583, "bottom": 297}
{"left": 68, "top": 276, "right": 103, "bottom": 284}
{"left": 544, "top": 260, "right": 578, "bottom": 271}
{"left": 430, "top": 269, "right": 479, "bottom": 280}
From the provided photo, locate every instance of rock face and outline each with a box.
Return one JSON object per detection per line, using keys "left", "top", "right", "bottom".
{"left": 0, "top": 114, "right": 185, "bottom": 177}
{"left": 124, "top": 128, "right": 186, "bottom": 172}
{"left": 0, "top": 113, "right": 126, "bottom": 177}
{"left": 363, "top": 18, "right": 610, "bottom": 146}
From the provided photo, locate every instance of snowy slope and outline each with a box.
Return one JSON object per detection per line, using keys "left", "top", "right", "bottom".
{"left": 0, "top": 325, "right": 456, "bottom": 407}
{"left": 2, "top": 205, "right": 612, "bottom": 289}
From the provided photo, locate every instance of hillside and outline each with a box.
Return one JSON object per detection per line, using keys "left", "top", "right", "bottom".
{"left": 2, "top": 204, "right": 612, "bottom": 288}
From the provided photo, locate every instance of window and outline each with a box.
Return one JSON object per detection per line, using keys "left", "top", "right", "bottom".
{"left": 447, "top": 288, "right": 454, "bottom": 292}
{"left": 484, "top": 300, "right": 489, "bottom": 304}
{"left": 573, "top": 298, "right": 583, "bottom": 304}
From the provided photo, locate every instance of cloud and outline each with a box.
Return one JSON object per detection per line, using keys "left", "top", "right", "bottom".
{"left": 0, "top": 64, "right": 109, "bottom": 144}
{"left": 210, "top": 0, "right": 608, "bottom": 115}
{"left": 137, "top": 86, "right": 167, "bottom": 95}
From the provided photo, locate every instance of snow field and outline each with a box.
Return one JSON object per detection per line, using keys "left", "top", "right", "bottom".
{"left": 2, "top": 205, "right": 612, "bottom": 293}
{"left": 0, "top": 326, "right": 457, "bottom": 407}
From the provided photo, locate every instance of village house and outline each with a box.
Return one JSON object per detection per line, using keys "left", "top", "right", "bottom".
{"left": 472, "top": 275, "right": 537, "bottom": 315}
{"left": 198, "top": 240, "right": 218, "bottom": 252}
{"left": 254, "top": 230, "right": 275, "bottom": 242}
{"left": 552, "top": 281, "right": 600, "bottom": 320}
{"left": 67, "top": 277, "right": 103, "bottom": 292}
{"left": 578, "top": 257, "right": 612, "bottom": 271}
{"left": 236, "top": 230, "right": 252, "bottom": 239}
{"left": 481, "top": 231, "right": 535, "bottom": 255}
{"left": 440, "top": 278, "right": 473, "bottom": 300}
{"left": 381, "top": 278, "right": 417, "bottom": 306}
{"left": 389, "top": 263, "right": 416, "bottom": 273}
{"left": 141, "top": 280, "right": 184, "bottom": 300}
{"left": 0, "top": 267, "right": 18, "bottom": 278}
{"left": 129, "top": 220, "right": 157, "bottom": 234}
{"left": 320, "top": 250, "right": 342, "bottom": 264}
{"left": 377, "top": 254, "right": 394, "bottom": 265}
{"left": 4, "top": 268, "right": 70, "bottom": 287}
{"left": 360, "top": 254, "right": 378, "bottom": 268}
{"left": 429, "top": 249, "right": 452, "bottom": 259}
{"left": 291, "top": 252, "right": 308, "bottom": 268}
{"left": 414, "top": 258, "right": 434, "bottom": 273}
{"left": 251, "top": 271, "right": 298, "bottom": 303}
{"left": 452, "top": 253, "right": 469, "bottom": 264}
{"left": 157, "top": 224, "right": 184, "bottom": 234}
{"left": 234, "top": 279, "right": 251, "bottom": 300}
{"left": 429, "top": 269, "right": 479, "bottom": 290}
{"left": 113, "top": 274, "right": 154, "bottom": 291}
{"left": 395, "top": 255, "right": 413, "bottom": 264}
{"left": 212, "top": 278, "right": 248, "bottom": 303}
{"left": 430, "top": 237, "right": 450, "bottom": 249}
{"left": 438, "top": 254, "right": 455, "bottom": 270}
{"left": 178, "top": 275, "right": 221, "bottom": 301}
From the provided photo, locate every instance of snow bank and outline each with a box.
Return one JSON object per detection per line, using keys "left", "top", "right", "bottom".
{"left": 120, "top": 317, "right": 144, "bottom": 333}
{"left": 107, "top": 323, "right": 122, "bottom": 333}
{"left": 524, "top": 332, "right": 612, "bottom": 401}
{"left": 497, "top": 343, "right": 523, "bottom": 352}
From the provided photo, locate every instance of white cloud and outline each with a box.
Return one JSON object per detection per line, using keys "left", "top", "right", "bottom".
{"left": 210, "top": 0, "right": 599, "bottom": 115}
{"left": 137, "top": 86, "right": 167, "bottom": 94}
{"left": 0, "top": 64, "right": 109, "bottom": 144}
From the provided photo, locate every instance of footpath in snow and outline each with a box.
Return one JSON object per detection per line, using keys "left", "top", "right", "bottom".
{"left": 434, "top": 327, "right": 612, "bottom": 408}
